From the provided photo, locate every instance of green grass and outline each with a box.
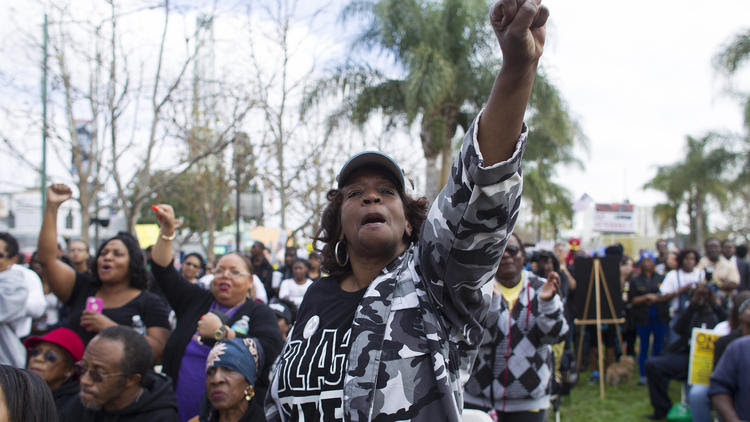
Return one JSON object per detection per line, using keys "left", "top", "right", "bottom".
{"left": 555, "top": 368, "right": 683, "bottom": 421}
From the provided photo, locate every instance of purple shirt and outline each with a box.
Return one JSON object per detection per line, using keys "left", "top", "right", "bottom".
{"left": 176, "top": 302, "right": 241, "bottom": 422}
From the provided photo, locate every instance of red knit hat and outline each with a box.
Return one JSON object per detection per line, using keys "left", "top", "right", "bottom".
{"left": 24, "top": 327, "right": 85, "bottom": 362}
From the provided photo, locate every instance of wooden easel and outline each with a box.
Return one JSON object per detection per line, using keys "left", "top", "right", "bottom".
{"left": 574, "top": 258, "right": 625, "bottom": 399}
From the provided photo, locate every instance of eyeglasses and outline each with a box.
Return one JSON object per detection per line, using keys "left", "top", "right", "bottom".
{"left": 504, "top": 245, "right": 521, "bottom": 256}
{"left": 213, "top": 268, "right": 251, "bottom": 278}
{"left": 75, "top": 362, "right": 123, "bottom": 383}
{"left": 29, "top": 348, "right": 60, "bottom": 364}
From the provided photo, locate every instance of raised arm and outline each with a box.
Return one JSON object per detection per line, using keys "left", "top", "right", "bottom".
{"left": 530, "top": 272, "right": 568, "bottom": 345}
{"left": 150, "top": 204, "right": 176, "bottom": 267}
{"left": 37, "top": 184, "right": 76, "bottom": 302}
{"left": 478, "top": 0, "right": 548, "bottom": 165}
{"left": 417, "top": 0, "right": 548, "bottom": 350}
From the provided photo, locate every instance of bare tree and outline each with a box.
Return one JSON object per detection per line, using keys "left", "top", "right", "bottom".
{"left": 1, "top": 1, "right": 118, "bottom": 244}
{"left": 1, "top": 1, "right": 259, "bottom": 241}
{"left": 242, "top": 0, "right": 340, "bottom": 241}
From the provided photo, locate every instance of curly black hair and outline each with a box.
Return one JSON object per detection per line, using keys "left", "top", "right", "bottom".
{"left": 0, "top": 232, "right": 20, "bottom": 258}
{"left": 91, "top": 232, "right": 148, "bottom": 290}
{"left": 314, "top": 188, "right": 429, "bottom": 280}
{"left": 676, "top": 248, "right": 700, "bottom": 270}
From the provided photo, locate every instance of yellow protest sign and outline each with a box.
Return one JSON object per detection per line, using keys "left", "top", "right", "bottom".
{"left": 687, "top": 328, "right": 721, "bottom": 386}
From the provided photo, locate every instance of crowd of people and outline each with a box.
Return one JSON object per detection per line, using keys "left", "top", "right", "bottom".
{"left": 531, "top": 237, "right": 750, "bottom": 421}
{"left": 6, "top": 211, "right": 749, "bottom": 422}
{"left": 1, "top": 1, "right": 749, "bottom": 421}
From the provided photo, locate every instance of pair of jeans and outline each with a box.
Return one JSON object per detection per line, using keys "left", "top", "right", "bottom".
{"left": 688, "top": 384, "right": 712, "bottom": 422}
{"left": 636, "top": 310, "right": 667, "bottom": 377}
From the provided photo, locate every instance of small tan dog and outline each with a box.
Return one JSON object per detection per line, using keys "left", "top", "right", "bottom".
{"left": 606, "top": 355, "right": 635, "bottom": 386}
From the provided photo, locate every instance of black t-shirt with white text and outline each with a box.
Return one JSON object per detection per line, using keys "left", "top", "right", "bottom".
{"left": 273, "top": 276, "right": 366, "bottom": 420}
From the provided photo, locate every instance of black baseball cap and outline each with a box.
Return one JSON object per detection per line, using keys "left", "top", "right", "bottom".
{"left": 336, "top": 151, "right": 405, "bottom": 192}
{"left": 269, "top": 302, "right": 292, "bottom": 324}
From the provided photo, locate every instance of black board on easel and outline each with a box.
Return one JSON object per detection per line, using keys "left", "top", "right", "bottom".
{"left": 571, "top": 256, "right": 624, "bottom": 320}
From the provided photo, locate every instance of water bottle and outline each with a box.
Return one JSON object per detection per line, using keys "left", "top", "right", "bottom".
{"left": 232, "top": 315, "right": 250, "bottom": 336}
{"left": 131, "top": 315, "right": 146, "bottom": 335}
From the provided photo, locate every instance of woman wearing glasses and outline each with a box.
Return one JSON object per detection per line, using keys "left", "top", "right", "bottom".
{"left": 149, "top": 204, "right": 282, "bottom": 422}
{"left": 24, "top": 327, "right": 84, "bottom": 415}
{"left": 180, "top": 253, "right": 206, "bottom": 285}
{"left": 464, "top": 234, "right": 568, "bottom": 421}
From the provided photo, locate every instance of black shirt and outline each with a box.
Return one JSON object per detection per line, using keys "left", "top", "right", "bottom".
{"left": 60, "top": 371, "right": 179, "bottom": 422}
{"left": 713, "top": 330, "right": 743, "bottom": 366}
{"left": 628, "top": 272, "right": 669, "bottom": 325}
{"left": 272, "top": 276, "right": 366, "bottom": 420}
{"left": 252, "top": 257, "right": 275, "bottom": 299}
{"left": 65, "top": 272, "right": 170, "bottom": 344}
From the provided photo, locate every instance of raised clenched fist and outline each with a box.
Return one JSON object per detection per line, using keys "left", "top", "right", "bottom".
{"left": 490, "top": 0, "right": 549, "bottom": 68}
{"left": 46, "top": 184, "right": 73, "bottom": 206}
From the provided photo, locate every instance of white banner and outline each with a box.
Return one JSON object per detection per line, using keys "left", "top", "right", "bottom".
{"left": 593, "top": 203, "right": 636, "bottom": 233}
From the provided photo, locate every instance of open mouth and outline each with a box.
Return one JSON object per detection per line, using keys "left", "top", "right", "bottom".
{"left": 361, "top": 213, "right": 386, "bottom": 226}
{"left": 217, "top": 281, "right": 231, "bottom": 291}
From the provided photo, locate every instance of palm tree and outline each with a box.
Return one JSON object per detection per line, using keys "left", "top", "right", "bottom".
{"left": 645, "top": 134, "right": 735, "bottom": 246}
{"left": 305, "top": 0, "right": 584, "bottom": 212}
{"left": 644, "top": 165, "right": 685, "bottom": 238}
{"left": 715, "top": 29, "right": 750, "bottom": 195}
{"left": 714, "top": 29, "right": 750, "bottom": 129}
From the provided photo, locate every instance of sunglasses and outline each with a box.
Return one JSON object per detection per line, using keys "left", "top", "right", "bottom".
{"left": 504, "top": 245, "right": 521, "bottom": 256}
{"left": 75, "top": 362, "right": 123, "bottom": 383}
{"left": 29, "top": 348, "right": 60, "bottom": 364}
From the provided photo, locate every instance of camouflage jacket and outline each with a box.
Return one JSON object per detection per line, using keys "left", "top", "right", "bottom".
{"left": 464, "top": 271, "right": 568, "bottom": 412}
{"left": 266, "top": 111, "right": 526, "bottom": 421}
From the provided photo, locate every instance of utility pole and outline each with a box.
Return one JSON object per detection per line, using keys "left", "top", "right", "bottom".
{"left": 41, "top": 14, "right": 48, "bottom": 217}
{"left": 235, "top": 164, "right": 241, "bottom": 252}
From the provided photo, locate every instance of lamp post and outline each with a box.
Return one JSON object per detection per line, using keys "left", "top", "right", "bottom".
{"left": 232, "top": 132, "right": 259, "bottom": 253}
{"left": 41, "top": 14, "right": 48, "bottom": 218}
{"left": 235, "top": 173, "right": 241, "bottom": 252}
{"left": 237, "top": 185, "right": 262, "bottom": 253}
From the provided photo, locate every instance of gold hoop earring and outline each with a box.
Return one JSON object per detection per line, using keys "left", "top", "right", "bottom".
{"left": 335, "top": 240, "right": 349, "bottom": 267}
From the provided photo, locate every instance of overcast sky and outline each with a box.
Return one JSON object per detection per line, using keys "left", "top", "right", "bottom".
{"left": 2, "top": 0, "right": 749, "bottom": 214}
{"left": 541, "top": 0, "right": 749, "bottom": 208}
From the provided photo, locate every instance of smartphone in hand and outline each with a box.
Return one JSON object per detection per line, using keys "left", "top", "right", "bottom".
{"left": 86, "top": 296, "right": 103, "bottom": 313}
